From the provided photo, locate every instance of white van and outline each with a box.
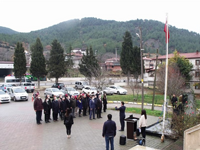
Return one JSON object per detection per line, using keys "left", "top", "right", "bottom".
{"left": 7, "top": 87, "right": 29, "bottom": 101}
{"left": 75, "top": 81, "right": 88, "bottom": 89}
{"left": 4, "top": 76, "right": 31, "bottom": 85}
{"left": 21, "top": 82, "right": 35, "bottom": 93}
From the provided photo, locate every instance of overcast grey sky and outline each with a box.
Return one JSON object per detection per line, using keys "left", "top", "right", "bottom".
{"left": 1, "top": 0, "right": 200, "bottom": 33}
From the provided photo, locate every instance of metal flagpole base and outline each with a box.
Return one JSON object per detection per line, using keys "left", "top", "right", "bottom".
{"left": 161, "top": 135, "right": 165, "bottom": 142}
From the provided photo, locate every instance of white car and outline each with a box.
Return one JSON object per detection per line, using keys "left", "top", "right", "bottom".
{"left": 60, "top": 87, "right": 80, "bottom": 96}
{"left": 7, "top": 87, "right": 29, "bottom": 101}
{"left": 44, "top": 88, "right": 64, "bottom": 98}
{"left": 82, "top": 86, "right": 97, "bottom": 95}
{"left": 102, "top": 87, "right": 114, "bottom": 95}
{"left": 0, "top": 90, "right": 11, "bottom": 103}
{"left": 108, "top": 85, "right": 127, "bottom": 95}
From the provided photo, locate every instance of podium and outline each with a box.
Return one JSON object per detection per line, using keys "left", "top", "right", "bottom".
{"left": 124, "top": 116, "right": 139, "bottom": 139}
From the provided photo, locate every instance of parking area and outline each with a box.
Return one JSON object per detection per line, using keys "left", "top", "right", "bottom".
{"left": 0, "top": 92, "right": 174, "bottom": 150}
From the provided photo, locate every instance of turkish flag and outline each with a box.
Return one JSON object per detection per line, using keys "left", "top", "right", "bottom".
{"left": 164, "top": 21, "right": 170, "bottom": 43}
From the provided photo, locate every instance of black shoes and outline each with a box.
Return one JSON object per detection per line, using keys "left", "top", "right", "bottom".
{"left": 37, "top": 122, "right": 42, "bottom": 125}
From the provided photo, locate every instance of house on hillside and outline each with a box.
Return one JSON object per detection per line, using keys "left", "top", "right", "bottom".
{"left": 147, "top": 50, "right": 200, "bottom": 93}
{"left": 71, "top": 48, "right": 86, "bottom": 55}
{"left": 65, "top": 52, "right": 83, "bottom": 68}
{"left": 104, "top": 57, "right": 121, "bottom": 72}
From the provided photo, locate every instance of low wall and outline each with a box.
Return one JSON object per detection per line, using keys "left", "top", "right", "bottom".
{"left": 184, "top": 124, "right": 200, "bottom": 150}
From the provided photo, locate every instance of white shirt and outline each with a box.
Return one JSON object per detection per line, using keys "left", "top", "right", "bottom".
{"left": 139, "top": 115, "right": 147, "bottom": 128}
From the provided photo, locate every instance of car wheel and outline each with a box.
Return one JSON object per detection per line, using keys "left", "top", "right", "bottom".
{"left": 14, "top": 97, "right": 16, "bottom": 102}
{"left": 117, "top": 91, "right": 120, "bottom": 95}
{"left": 26, "top": 99, "right": 28, "bottom": 101}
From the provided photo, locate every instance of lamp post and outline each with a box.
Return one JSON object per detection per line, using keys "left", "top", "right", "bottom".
{"left": 137, "top": 27, "right": 144, "bottom": 110}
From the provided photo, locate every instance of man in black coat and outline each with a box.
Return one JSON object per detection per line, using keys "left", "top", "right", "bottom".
{"left": 43, "top": 96, "right": 51, "bottom": 123}
{"left": 82, "top": 94, "right": 88, "bottom": 116}
{"left": 65, "top": 94, "right": 72, "bottom": 110}
{"left": 115, "top": 101, "right": 126, "bottom": 131}
{"left": 96, "top": 95, "right": 102, "bottom": 118}
{"left": 171, "top": 94, "right": 178, "bottom": 108}
{"left": 102, "top": 114, "right": 116, "bottom": 150}
{"left": 52, "top": 96, "right": 59, "bottom": 121}
{"left": 60, "top": 97, "right": 67, "bottom": 120}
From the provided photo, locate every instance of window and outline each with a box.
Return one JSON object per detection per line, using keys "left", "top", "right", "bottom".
{"left": 195, "top": 72, "right": 200, "bottom": 77}
{"left": 195, "top": 85, "right": 200, "bottom": 89}
{"left": 196, "top": 60, "right": 200, "bottom": 65}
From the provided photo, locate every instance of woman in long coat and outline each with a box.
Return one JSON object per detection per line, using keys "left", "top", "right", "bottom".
{"left": 64, "top": 109, "right": 74, "bottom": 138}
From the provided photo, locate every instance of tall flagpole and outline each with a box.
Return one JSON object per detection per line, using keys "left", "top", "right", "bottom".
{"left": 161, "top": 13, "right": 169, "bottom": 142}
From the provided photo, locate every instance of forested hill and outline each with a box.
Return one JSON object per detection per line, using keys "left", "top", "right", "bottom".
{"left": 0, "top": 26, "right": 19, "bottom": 35}
{"left": 0, "top": 17, "right": 200, "bottom": 55}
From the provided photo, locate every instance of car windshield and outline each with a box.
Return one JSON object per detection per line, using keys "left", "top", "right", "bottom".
{"left": 116, "top": 86, "right": 123, "bottom": 89}
{"left": 0, "top": 90, "right": 5, "bottom": 94}
{"left": 67, "top": 87, "right": 75, "bottom": 91}
{"left": 91, "top": 87, "right": 97, "bottom": 90}
{"left": 14, "top": 88, "right": 26, "bottom": 93}
{"left": 52, "top": 88, "right": 60, "bottom": 92}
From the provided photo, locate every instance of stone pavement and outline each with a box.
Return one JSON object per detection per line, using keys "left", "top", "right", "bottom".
{"left": 0, "top": 94, "right": 174, "bottom": 150}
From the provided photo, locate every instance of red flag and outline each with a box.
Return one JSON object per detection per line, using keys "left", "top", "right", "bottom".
{"left": 164, "top": 21, "right": 170, "bottom": 43}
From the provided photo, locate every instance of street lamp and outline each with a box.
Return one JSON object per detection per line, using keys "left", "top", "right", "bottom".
{"left": 136, "top": 27, "right": 144, "bottom": 110}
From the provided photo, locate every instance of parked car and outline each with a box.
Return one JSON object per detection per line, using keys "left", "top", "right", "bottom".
{"left": 44, "top": 88, "right": 64, "bottom": 98}
{"left": 0, "top": 84, "right": 16, "bottom": 92}
{"left": 51, "top": 83, "right": 65, "bottom": 90}
{"left": 108, "top": 85, "right": 127, "bottom": 95}
{"left": 75, "top": 81, "right": 88, "bottom": 89}
{"left": 60, "top": 87, "right": 80, "bottom": 96}
{"left": 82, "top": 86, "right": 97, "bottom": 95}
{"left": 102, "top": 87, "right": 114, "bottom": 95}
{"left": 20, "top": 82, "right": 35, "bottom": 93}
{"left": 7, "top": 87, "right": 29, "bottom": 101}
{"left": 0, "top": 90, "right": 11, "bottom": 103}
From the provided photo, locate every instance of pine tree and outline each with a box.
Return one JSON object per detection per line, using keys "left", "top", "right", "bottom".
{"left": 120, "top": 31, "right": 135, "bottom": 85}
{"left": 79, "top": 46, "right": 100, "bottom": 84}
{"left": 30, "top": 38, "right": 47, "bottom": 88}
{"left": 48, "top": 39, "right": 65, "bottom": 83}
{"left": 13, "top": 42, "right": 27, "bottom": 82}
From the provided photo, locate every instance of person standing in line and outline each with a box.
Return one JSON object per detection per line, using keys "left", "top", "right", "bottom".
{"left": 82, "top": 94, "right": 88, "bottom": 116}
{"left": 77, "top": 96, "right": 83, "bottom": 117}
{"left": 96, "top": 95, "right": 102, "bottom": 118}
{"left": 70, "top": 95, "right": 76, "bottom": 118}
{"left": 64, "top": 109, "right": 74, "bottom": 138}
{"left": 139, "top": 109, "right": 147, "bottom": 145}
{"left": 115, "top": 101, "right": 126, "bottom": 131}
{"left": 58, "top": 95, "right": 63, "bottom": 119}
{"left": 89, "top": 95, "right": 96, "bottom": 120}
{"left": 46, "top": 95, "right": 52, "bottom": 120}
{"left": 52, "top": 96, "right": 59, "bottom": 121}
{"left": 86, "top": 92, "right": 90, "bottom": 115}
{"left": 43, "top": 95, "right": 51, "bottom": 123}
{"left": 102, "top": 93, "right": 107, "bottom": 112}
{"left": 33, "top": 94, "right": 43, "bottom": 125}
{"left": 60, "top": 97, "right": 66, "bottom": 120}
{"left": 65, "top": 94, "right": 72, "bottom": 110}
{"left": 102, "top": 114, "right": 116, "bottom": 150}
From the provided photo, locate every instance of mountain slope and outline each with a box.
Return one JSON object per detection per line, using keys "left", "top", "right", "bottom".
{"left": 0, "top": 26, "right": 19, "bottom": 34}
{"left": 0, "top": 18, "right": 200, "bottom": 55}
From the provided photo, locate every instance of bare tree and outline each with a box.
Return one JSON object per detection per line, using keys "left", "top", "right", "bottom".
{"left": 129, "top": 77, "right": 140, "bottom": 101}
{"left": 157, "top": 63, "right": 186, "bottom": 99}
{"left": 91, "top": 69, "right": 108, "bottom": 91}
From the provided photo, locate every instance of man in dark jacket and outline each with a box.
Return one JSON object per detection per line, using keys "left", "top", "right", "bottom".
{"left": 96, "top": 95, "right": 102, "bottom": 118}
{"left": 65, "top": 94, "right": 72, "bottom": 110}
{"left": 60, "top": 97, "right": 66, "bottom": 120}
{"left": 171, "top": 94, "right": 178, "bottom": 108}
{"left": 115, "top": 101, "right": 126, "bottom": 131}
{"left": 52, "top": 96, "right": 59, "bottom": 121}
{"left": 82, "top": 94, "right": 88, "bottom": 116}
{"left": 43, "top": 96, "right": 51, "bottom": 123}
{"left": 70, "top": 95, "right": 76, "bottom": 118}
{"left": 89, "top": 95, "right": 96, "bottom": 120}
{"left": 102, "top": 114, "right": 116, "bottom": 150}
{"left": 33, "top": 94, "right": 43, "bottom": 125}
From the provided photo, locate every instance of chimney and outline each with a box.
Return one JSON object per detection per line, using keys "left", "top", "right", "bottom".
{"left": 196, "top": 50, "right": 199, "bottom": 54}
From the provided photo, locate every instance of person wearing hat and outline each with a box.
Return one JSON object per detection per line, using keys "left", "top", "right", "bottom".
{"left": 33, "top": 93, "right": 43, "bottom": 125}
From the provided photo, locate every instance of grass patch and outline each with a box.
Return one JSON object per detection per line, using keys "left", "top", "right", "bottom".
{"left": 107, "top": 94, "right": 167, "bottom": 105}
{"left": 125, "top": 107, "right": 162, "bottom": 117}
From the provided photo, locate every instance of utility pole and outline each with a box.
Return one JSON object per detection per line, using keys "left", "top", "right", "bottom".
{"left": 139, "top": 27, "right": 144, "bottom": 110}
{"left": 115, "top": 48, "right": 117, "bottom": 61}
{"left": 152, "top": 49, "right": 159, "bottom": 110}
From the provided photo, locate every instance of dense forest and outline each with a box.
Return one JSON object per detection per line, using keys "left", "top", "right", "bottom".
{"left": 0, "top": 17, "right": 200, "bottom": 55}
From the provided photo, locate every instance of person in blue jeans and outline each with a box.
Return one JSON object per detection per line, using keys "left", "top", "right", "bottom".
{"left": 102, "top": 114, "right": 116, "bottom": 150}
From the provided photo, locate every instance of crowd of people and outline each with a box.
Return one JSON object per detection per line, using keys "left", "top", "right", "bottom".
{"left": 33, "top": 91, "right": 108, "bottom": 137}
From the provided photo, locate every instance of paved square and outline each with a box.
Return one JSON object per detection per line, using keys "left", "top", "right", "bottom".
{"left": 0, "top": 94, "right": 174, "bottom": 150}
